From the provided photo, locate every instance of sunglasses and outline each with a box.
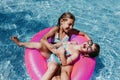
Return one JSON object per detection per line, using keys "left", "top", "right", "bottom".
{"left": 87, "top": 40, "right": 93, "bottom": 53}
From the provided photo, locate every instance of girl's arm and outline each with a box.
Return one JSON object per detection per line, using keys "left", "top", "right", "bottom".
{"left": 78, "top": 31, "right": 92, "bottom": 41}
{"left": 60, "top": 51, "right": 79, "bottom": 66}
{"left": 40, "top": 26, "right": 58, "bottom": 51}
{"left": 52, "top": 40, "right": 75, "bottom": 48}
{"left": 52, "top": 42, "right": 63, "bottom": 48}
{"left": 71, "top": 29, "right": 92, "bottom": 41}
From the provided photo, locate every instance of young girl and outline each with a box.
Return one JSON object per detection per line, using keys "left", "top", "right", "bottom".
{"left": 40, "top": 12, "right": 93, "bottom": 80}
{"left": 48, "top": 40, "right": 100, "bottom": 80}
{"left": 11, "top": 12, "right": 93, "bottom": 80}
{"left": 51, "top": 41, "right": 100, "bottom": 66}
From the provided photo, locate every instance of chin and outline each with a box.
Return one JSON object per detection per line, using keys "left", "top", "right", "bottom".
{"left": 65, "top": 29, "right": 70, "bottom": 33}
{"left": 65, "top": 31, "right": 69, "bottom": 34}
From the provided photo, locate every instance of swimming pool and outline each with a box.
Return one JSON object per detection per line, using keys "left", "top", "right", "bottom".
{"left": 0, "top": 0, "right": 120, "bottom": 80}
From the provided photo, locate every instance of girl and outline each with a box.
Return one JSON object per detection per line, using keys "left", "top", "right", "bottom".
{"left": 40, "top": 12, "right": 93, "bottom": 80}
{"left": 51, "top": 41, "right": 100, "bottom": 66}
{"left": 48, "top": 40, "right": 100, "bottom": 80}
{"left": 11, "top": 12, "right": 92, "bottom": 80}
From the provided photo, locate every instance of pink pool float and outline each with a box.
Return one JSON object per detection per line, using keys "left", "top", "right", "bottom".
{"left": 25, "top": 27, "right": 96, "bottom": 80}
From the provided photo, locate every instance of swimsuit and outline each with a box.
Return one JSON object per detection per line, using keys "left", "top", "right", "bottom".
{"left": 63, "top": 44, "right": 71, "bottom": 56}
{"left": 47, "top": 32, "right": 70, "bottom": 64}
{"left": 47, "top": 44, "right": 71, "bottom": 64}
{"left": 47, "top": 54, "right": 61, "bottom": 64}
{"left": 53, "top": 33, "right": 69, "bottom": 43}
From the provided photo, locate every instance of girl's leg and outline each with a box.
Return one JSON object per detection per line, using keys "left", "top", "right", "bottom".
{"left": 61, "top": 65, "right": 72, "bottom": 80}
{"left": 11, "top": 36, "right": 51, "bottom": 58}
{"left": 41, "top": 62, "right": 59, "bottom": 80}
{"left": 56, "top": 76, "right": 61, "bottom": 80}
{"left": 52, "top": 66, "right": 61, "bottom": 80}
{"left": 11, "top": 36, "right": 42, "bottom": 49}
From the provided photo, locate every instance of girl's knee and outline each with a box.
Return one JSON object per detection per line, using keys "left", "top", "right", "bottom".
{"left": 51, "top": 76, "right": 57, "bottom": 80}
{"left": 37, "top": 43, "right": 42, "bottom": 49}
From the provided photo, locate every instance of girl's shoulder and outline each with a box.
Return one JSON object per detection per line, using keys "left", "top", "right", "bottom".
{"left": 51, "top": 26, "right": 59, "bottom": 31}
{"left": 52, "top": 26, "right": 59, "bottom": 29}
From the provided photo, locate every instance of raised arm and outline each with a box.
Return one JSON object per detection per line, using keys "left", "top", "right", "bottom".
{"left": 52, "top": 42, "right": 63, "bottom": 48}
{"left": 71, "top": 28, "right": 92, "bottom": 41}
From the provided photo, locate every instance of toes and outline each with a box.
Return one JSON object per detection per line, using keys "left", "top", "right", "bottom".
{"left": 11, "top": 36, "right": 19, "bottom": 42}
{"left": 11, "top": 36, "right": 17, "bottom": 40}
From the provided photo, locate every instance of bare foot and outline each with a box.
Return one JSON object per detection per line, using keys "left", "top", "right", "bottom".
{"left": 11, "top": 36, "right": 21, "bottom": 46}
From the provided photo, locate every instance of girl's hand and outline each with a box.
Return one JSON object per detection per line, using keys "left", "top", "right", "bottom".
{"left": 49, "top": 45, "right": 60, "bottom": 56}
{"left": 49, "top": 44, "right": 57, "bottom": 52}
{"left": 53, "top": 42, "right": 63, "bottom": 48}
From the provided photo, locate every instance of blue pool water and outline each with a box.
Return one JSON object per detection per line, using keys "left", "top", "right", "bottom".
{"left": 0, "top": 0, "right": 120, "bottom": 80}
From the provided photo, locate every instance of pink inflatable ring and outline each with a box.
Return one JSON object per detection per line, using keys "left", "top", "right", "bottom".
{"left": 25, "top": 27, "right": 96, "bottom": 80}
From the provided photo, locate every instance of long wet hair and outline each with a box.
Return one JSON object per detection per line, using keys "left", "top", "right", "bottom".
{"left": 88, "top": 43, "right": 100, "bottom": 58}
{"left": 57, "top": 12, "right": 75, "bottom": 27}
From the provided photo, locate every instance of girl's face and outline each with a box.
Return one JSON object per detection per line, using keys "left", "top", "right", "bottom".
{"left": 60, "top": 18, "right": 74, "bottom": 33}
{"left": 80, "top": 42, "right": 95, "bottom": 54}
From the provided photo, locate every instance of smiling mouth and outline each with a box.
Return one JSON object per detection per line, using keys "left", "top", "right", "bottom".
{"left": 82, "top": 44, "right": 86, "bottom": 48}
{"left": 65, "top": 29, "right": 69, "bottom": 33}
